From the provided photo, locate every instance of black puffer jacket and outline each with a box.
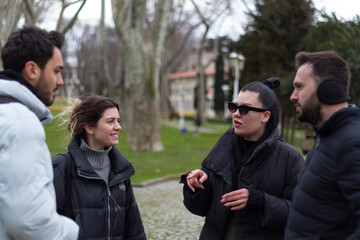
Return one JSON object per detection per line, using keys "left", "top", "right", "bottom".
{"left": 53, "top": 138, "right": 146, "bottom": 240}
{"left": 180, "top": 128, "right": 304, "bottom": 240}
{"left": 285, "top": 107, "right": 360, "bottom": 239}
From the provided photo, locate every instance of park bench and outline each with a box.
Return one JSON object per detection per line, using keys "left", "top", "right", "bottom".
{"left": 300, "top": 140, "right": 311, "bottom": 155}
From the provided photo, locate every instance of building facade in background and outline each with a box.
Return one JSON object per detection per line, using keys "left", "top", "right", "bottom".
{"left": 169, "top": 48, "right": 230, "bottom": 118}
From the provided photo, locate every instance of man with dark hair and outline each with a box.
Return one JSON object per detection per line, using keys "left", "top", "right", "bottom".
{"left": 285, "top": 51, "right": 360, "bottom": 239}
{"left": 0, "top": 26, "right": 79, "bottom": 239}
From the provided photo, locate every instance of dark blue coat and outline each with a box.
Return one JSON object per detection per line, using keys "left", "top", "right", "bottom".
{"left": 181, "top": 128, "right": 304, "bottom": 240}
{"left": 53, "top": 138, "right": 146, "bottom": 240}
{"left": 285, "top": 107, "right": 360, "bottom": 239}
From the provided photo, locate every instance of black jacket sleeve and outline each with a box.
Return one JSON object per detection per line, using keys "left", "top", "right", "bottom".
{"left": 52, "top": 154, "right": 69, "bottom": 216}
{"left": 180, "top": 171, "right": 212, "bottom": 217}
{"left": 336, "top": 140, "right": 360, "bottom": 239}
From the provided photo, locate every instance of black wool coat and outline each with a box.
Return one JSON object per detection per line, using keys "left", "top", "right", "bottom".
{"left": 53, "top": 138, "right": 146, "bottom": 240}
{"left": 180, "top": 128, "right": 304, "bottom": 240}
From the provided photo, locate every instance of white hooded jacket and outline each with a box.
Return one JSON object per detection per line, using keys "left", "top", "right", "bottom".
{"left": 0, "top": 75, "right": 79, "bottom": 240}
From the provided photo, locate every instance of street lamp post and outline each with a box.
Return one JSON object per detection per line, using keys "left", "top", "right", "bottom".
{"left": 229, "top": 52, "right": 245, "bottom": 102}
{"left": 178, "top": 88, "right": 185, "bottom": 131}
{"left": 221, "top": 84, "right": 230, "bottom": 120}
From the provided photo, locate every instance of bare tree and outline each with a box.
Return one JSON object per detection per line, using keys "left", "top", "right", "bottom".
{"left": 61, "top": 19, "right": 123, "bottom": 103}
{"left": 112, "top": 0, "right": 173, "bottom": 151}
{"left": 160, "top": 0, "right": 203, "bottom": 117}
{"left": 0, "top": 0, "right": 24, "bottom": 69}
{"left": 190, "top": 0, "right": 231, "bottom": 124}
{"left": 56, "top": 0, "right": 87, "bottom": 35}
{"left": 67, "top": 24, "right": 101, "bottom": 94}
{"left": 99, "top": 0, "right": 112, "bottom": 97}
{"left": 22, "top": 0, "right": 57, "bottom": 25}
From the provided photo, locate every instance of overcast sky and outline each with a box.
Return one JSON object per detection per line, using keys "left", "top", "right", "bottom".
{"left": 211, "top": 0, "right": 360, "bottom": 39}
{"left": 44, "top": 0, "right": 360, "bottom": 40}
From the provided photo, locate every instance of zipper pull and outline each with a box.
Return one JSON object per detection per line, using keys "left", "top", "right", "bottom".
{"left": 108, "top": 188, "right": 121, "bottom": 212}
{"left": 315, "top": 138, "right": 320, "bottom": 148}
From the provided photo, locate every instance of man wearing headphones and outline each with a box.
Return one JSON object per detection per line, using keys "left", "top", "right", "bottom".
{"left": 284, "top": 51, "right": 360, "bottom": 239}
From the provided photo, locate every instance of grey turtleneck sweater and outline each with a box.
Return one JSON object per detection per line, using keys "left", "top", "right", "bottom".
{"left": 80, "top": 139, "right": 112, "bottom": 184}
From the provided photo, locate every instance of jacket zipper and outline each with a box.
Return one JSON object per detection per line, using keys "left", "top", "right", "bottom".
{"left": 108, "top": 188, "right": 121, "bottom": 212}
{"left": 78, "top": 170, "right": 115, "bottom": 240}
{"left": 315, "top": 137, "right": 320, "bottom": 148}
{"left": 107, "top": 188, "right": 111, "bottom": 240}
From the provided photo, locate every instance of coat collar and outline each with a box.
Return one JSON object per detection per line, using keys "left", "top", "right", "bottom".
{"left": 0, "top": 69, "right": 36, "bottom": 95}
{"left": 68, "top": 138, "right": 134, "bottom": 184}
{"left": 0, "top": 71, "right": 52, "bottom": 125}
{"left": 317, "top": 107, "right": 360, "bottom": 137}
{"left": 202, "top": 128, "right": 279, "bottom": 185}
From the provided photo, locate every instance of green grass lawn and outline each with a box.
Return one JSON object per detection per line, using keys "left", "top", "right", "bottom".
{"left": 45, "top": 109, "right": 312, "bottom": 184}
{"left": 45, "top": 112, "right": 225, "bottom": 183}
{"left": 117, "top": 126, "right": 222, "bottom": 183}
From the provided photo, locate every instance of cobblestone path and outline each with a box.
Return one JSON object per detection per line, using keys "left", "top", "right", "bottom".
{"left": 133, "top": 180, "right": 204, "bottom": 240}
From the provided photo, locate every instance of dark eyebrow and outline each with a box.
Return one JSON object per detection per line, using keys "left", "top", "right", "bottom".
{"left": 55, "top": 65, "right": 63, "bottom": 71}
{"left": 107, "top": 117, "right": 120, "bottom": 120}
{"left": 294, "top": 82, "right": 302, "bottom": 87}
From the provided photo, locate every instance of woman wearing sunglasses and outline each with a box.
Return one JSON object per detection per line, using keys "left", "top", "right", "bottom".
{"left": 180, "top": 78, "right": 304, "bottom": 240}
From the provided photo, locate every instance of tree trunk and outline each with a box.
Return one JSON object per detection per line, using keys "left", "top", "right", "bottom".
{"left": 112, "top": 0, "right": 173, "bottom": 151}
{"left": 197, "top": 25, "right": 209, "bottom": 124}
{"left": 160, "top": 18, "right": 202, "bottom": 117}
{"left": 100, "top": 0, "right": 112, "bottom": 97}
{"left": 190, "top": 0, "right": 230, "bottom": 123}
{"left": 290, "top": 112, "right": 296, "bottom": 145}
{"left": 0, "top": 0, "right": 23, "bottom": 69}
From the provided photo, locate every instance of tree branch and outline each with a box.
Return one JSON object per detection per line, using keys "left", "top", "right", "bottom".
{"left": 165, "top": 21, "right": 202, "bottom": 68}
{"left": 23, "top": 0, "right": 35, "bottom": 25}
{"left": 58, "top": 0, "right": 87, "bottom": 35}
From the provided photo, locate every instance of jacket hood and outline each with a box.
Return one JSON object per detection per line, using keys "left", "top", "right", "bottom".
{"left": 317, "top": 107, "right": 360, "bottom": 137}
{"left": 0, "top": 72, "right": 52, "bottom": 125}
{"left": 0, "top": 69, "right": 36, "bottom": 95}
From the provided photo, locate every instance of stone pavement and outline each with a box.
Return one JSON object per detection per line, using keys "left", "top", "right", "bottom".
{"left": 133, "top": 180, "right": 204, "bottom": 240}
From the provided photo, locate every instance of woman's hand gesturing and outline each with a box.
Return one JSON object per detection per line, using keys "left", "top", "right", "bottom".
{"left": 186, "top": 169, "right": 208, "bottom": 192}
{"left": 221, "top": 188, "right": 249, "bottom": 210}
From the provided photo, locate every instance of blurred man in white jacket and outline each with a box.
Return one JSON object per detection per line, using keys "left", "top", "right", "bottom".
{"left": 0, "top": 26, "right": 79, "bottom": 239}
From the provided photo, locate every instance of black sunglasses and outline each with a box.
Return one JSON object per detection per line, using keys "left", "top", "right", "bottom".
{"left": 228, "top": 102, "right": 268, "bottom": 115}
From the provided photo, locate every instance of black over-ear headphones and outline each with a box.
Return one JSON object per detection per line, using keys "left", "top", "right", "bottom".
{"left": 317, "top": 79, "right": 350, "bottom": 105}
